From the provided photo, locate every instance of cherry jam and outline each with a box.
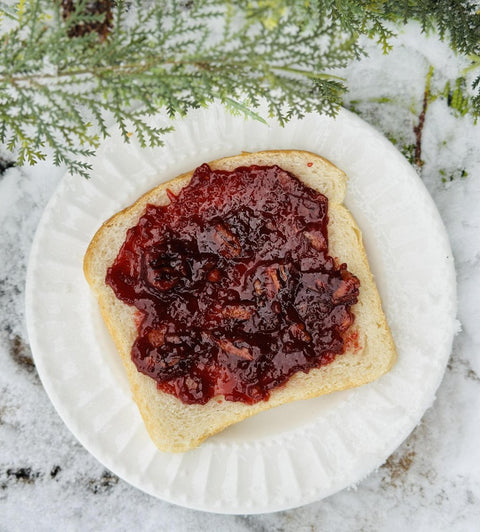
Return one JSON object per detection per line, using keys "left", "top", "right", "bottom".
{"left": 106, "top": 164, "right": 360, "bottom": 404}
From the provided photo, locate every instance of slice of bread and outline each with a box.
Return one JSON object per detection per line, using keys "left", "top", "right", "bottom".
{"left": 84, "top": 150, "right": 397, "bottom": 453}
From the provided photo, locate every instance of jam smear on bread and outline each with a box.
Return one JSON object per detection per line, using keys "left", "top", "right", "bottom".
{"left": 106, "top": 164, "right": 360, "bottom": 404}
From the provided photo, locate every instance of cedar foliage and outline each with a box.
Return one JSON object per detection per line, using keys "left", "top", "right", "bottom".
{"left": 0, "top": 0, "right": 479, "bottom": 177}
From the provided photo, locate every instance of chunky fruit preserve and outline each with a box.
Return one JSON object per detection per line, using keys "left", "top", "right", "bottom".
{"left": 106, "top": 164, "right": 360, "bottom": 405}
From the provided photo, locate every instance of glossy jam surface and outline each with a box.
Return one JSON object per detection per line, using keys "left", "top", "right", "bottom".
{"left": 106, "top": 164, "right": 360, "bottom": 404}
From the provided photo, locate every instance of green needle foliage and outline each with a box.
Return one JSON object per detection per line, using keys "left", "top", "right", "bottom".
{"left": 0, "top": 0, "right": 479, "bottom": 178}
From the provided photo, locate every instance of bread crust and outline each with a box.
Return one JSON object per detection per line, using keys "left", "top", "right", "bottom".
{"left": 84, "top": 150, "right": 397, "bottom": 452}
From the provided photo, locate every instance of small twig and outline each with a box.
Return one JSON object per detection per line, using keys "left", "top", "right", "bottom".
{"left": 413, "top": 65, "right": 434, "bottom": 168}
{"left": 413, "top": 90, "right": 428, "bottom": 167}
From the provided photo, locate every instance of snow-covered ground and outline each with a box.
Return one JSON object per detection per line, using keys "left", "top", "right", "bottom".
{"left": 1, "top": 23, "right": 479, "bottom": 531}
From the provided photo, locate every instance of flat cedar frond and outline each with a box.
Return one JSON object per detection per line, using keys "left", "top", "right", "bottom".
{"left": 0, "top": 0, "right": 479, "bottom": 177}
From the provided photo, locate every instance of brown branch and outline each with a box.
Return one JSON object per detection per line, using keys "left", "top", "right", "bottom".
{"left": 413, "top": 88, "right": 428, "bottom": 167}
{"left": 61, "top": 0, "right": 113, "bottom": 41}
{"left": 413, "top": 67, "right": 434, "bottom": 168}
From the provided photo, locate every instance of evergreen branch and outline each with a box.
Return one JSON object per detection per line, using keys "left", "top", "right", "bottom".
{"left": 0, "top": 0, "right": 479, "bottom": 177}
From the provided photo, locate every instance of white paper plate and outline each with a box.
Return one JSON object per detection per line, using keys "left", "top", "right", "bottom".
{"left": 26, "top": 104, "right": 457, "bottom": 514}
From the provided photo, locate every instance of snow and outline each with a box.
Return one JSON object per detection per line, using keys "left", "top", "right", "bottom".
{"left": 1, "top": 21, "right": 480, "bottom": 531}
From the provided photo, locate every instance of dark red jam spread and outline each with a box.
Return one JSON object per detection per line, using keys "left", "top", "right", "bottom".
{"left": 106, "top": 164, "right": 360, "bottom": 405}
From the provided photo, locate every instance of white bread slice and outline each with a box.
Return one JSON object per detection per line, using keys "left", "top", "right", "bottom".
{"left": 84, "top": 150, "right": 397, "bottom": 453}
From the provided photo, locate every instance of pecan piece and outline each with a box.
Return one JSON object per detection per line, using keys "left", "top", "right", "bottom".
{"left": 222, "top": 305, "right": 254, "bottom": 320}
{"left": 147, "top": 326, "right": 166, "bottom": 347}
{"left": 267, "top": 268, "right": 281, "bottom": 292}
{"left": 332, "top": 275, "right": 360, "bottom": 304}
{"left": 214, "top": 223, "right": 241, "bottom": 257}
{"left": 304, "top": 230, "right": 326, "bottom": 251}
{"left": 216, "top": 338, "right": 253, "bottom": 360}
{"left": 278, "top": 264, "right": 288, "bottom": 282}
{"left": 289, "top": 322, "right": 312, "bottom": 343}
